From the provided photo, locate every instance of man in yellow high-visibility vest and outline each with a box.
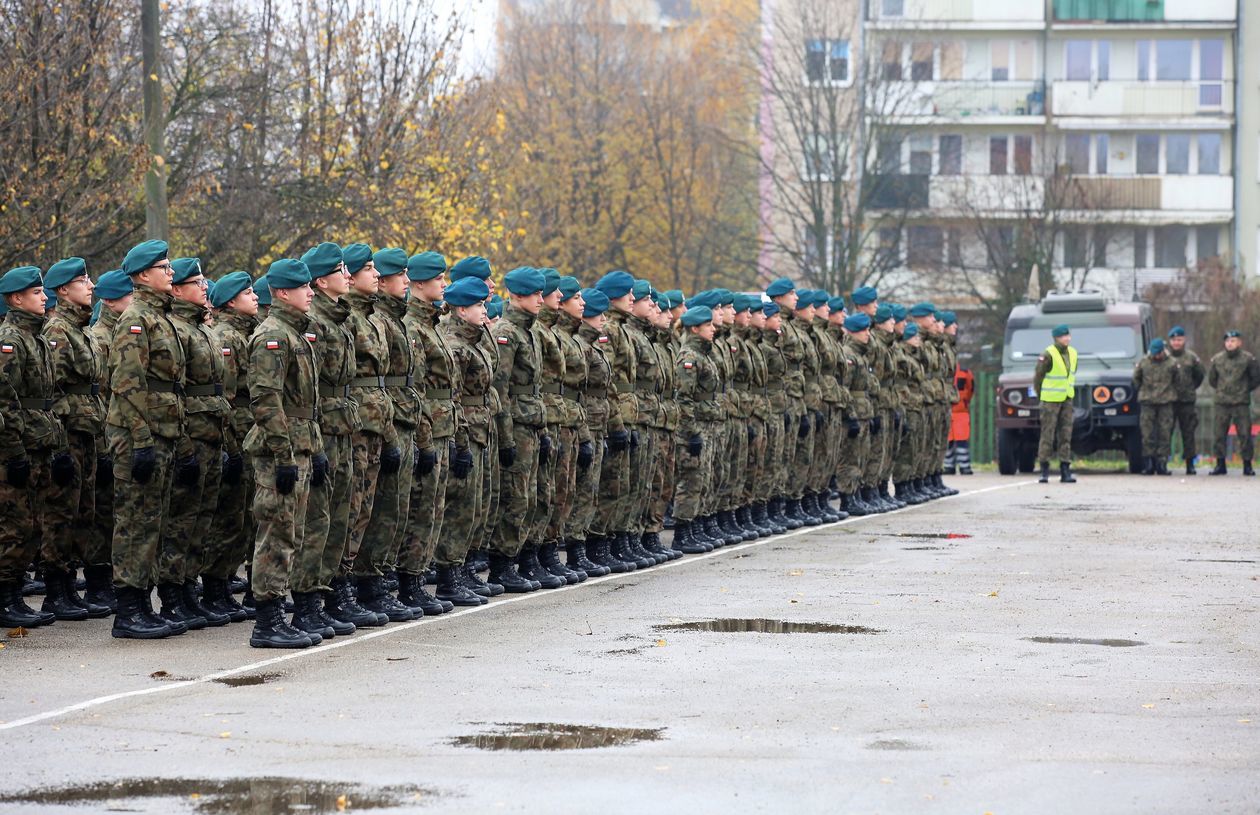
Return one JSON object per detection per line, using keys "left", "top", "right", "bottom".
{"left": 1033, "top": 323, "right": 1078, "bottom": 484}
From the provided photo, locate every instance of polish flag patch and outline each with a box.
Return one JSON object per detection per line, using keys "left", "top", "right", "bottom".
{"left": 221, "top": 347, "right": 232, "bottom": 356}
{"left": 304, "top": 332, "right": 316, "bottom": 343}
{"left": 266, "top": 340, "right": 281, "bottom": 350}
{"left": 496, "top": 336, "right": 510, "bottom": 345}
{"left": 683, "top": 362, "right": 693, "bottom": 369}
{"left": 597, "top": 336, "right": 609, "bottom": 343}
{"left": 0, "top": 344, "right": 13, "bottom": 354}
{"left": 129, "top": 325, "right": 143, "bottom": 334}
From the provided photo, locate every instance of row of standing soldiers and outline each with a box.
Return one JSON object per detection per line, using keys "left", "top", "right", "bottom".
{"left": 0, "top": 242, "right": 961, "bottom": 648}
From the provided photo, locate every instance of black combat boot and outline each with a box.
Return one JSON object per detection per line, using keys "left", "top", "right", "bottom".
{"left": 22, "top": 572, "right": 45, "bottom": 597}
{"left": 183, "top": 579, "right": 229, "bottom": 627}
{"left": 109, "top": 585, "right": 171, "bottom": 639}
{"left": 642, "top": 531, "right": 680, "bottom": 562}
{"left": 714, "top": 514, "right": 743, "bottom": 545}
{"left": 40, "top": 569, "right": 90, "bottom": 621}
{"left": 1038, "top": 461, "right": 1051, "bottom": 483}
{"left": 686, "top": 520, "right": 717, "bottom": 551}
{"left": 613, "top": 532, "right": 653, "bottom": 569}
{"left": 626, "top": 532, "right": 665, "bottom": 566}
{"left": 64, "top": 569, "right": 111, "bottom": 618}
{"left": 1059, "top": 462, "right": 1077, "bottom": 483}
{"left": 382, "top": 571, "right": 399, "bottom": 593}
{"left": 355, "top": 575, "right": 417, "bottom": 622}
{"left": 82, "top": 564, "right": 117, "bottom": 613}
{"left": 937, "top": 473, "right": 959, "bottom": 496}
{"left": 250, "top": 597, "right": 314, "bottom": 649}
{"left": 1210, "top": 459, "right": 1227, "bottom": 475}
{"left": 588, "top": 535, "right": 634, "bottom": 571}
{"left": 881, "top": 482, "right": 906, "bottom": 510}
{"left": 1, "top": 581, "right": 54, "bottom": 628}
{"left": 325, "top": 575, "right": 386, "bottom": 627}
{"left": 1186, "top": 459, "right": 1196, "bottom": 475}
{"left": 399, "top": 572, "right": 452, "bottom": 615}
{"left": 662, "top": 504, "right": 675, "bottom": 530}
{"left": 539, "top": 542, "right": 584, "bottom": 583}
{"left": 756, "top": 502, "right": 786, "bottom": 535}
{"left": 463, "top": 556, "right": 505, "bottom": 596}
{"left": 821, "top": 494, "right": 847, "bottom": 522}
{"left": 672, "top": 521, "right": 709, "bottom": 555}
{"left": 776, "top": 497, "right": 803, "bottom": 530}
{"left": 436, "top": 565, "right": 485, "bottom": 606}
{"left": 291, "top": 592, "right": 334, "bottom": 641}
{"left": 855, "top": 487, "right": 880, "bottom": 513}
{"left": 1142, "top": 456, "right": 1155, "bottom": 475}
{"left": 489, "top": 551, "right": 540, "bottom": 593}
{"left": 157, "top": 582, "right": 207, "bottom": 631}
{"left": 731, "top": 507, "right": 759, "bottom": 541}
{"left": 1245, "top": 460, "right": 1256, "bottom": 476}
{"left": 893, "top": 482, "right": 916, "bottom": 506}
{"left": 200, "top": 576, "right": 248, "bottom": 623}
{"left": 518, "top": 546, "right": 566, "bottom": 588}
{"left": 139, "top": 585, "right": 185, "bottom": 634}
{"left": 566, "top": 539, "right": 608, "bottom": 577}
{"left": 1155, "top": 458, "right": 1171, "bottom": 476}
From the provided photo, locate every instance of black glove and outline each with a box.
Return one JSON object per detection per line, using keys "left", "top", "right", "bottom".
{"left": 498, "top": 446, "right": 517, "bottom": 468}
{"left": 747, "top": 424, "right": 757, "bottom": 442}
{"left": 311, "top": 452, "right": 330, "bottom": 488}
{"left": 175, "top": 454, "right": 201, "bottom": 488}
{"left": 798, "top": 414, "right": 811, "bottom": 438}
{"left": 51, "top": 452, "right": 76, "bottom": 487}
{"left": 539, "top": 433, "right": 553, "bottom": 466}
{"left": 577, "top": 440, "right": 594, "bottom": 471}
{"left": 452, "top": 445, "right": 474, "bottom": 479}
{"left": 131, "top": 446, "right": 157, "bottom": 485}
{"left": 813, "top": 410, "right": 826, "bottom": 430}
{"left": 630, "top": 430, "right": 641, "bottom": 450}
{"left": 415, "top": 446, "right": 437, "bottom": 477}
{"left": 275, "top": 464, "right": 299, "bottom": 495}
{"left": 893, "top": 410, "right": 904, "bottom": 432}
{"left": 96, "top": 455, "right": 113, "bottom": 487}
{"left": 870, "top": 415, "right": 883, "bottom": 436}
{"left": 608, "top": 429, "right": 630, "bottom": 454}
{"left": 380, "top": 445, "right": 402, "bottom": 475}
{"left": 5, "top": 457, "right": 31, "bottom": 488}
{"left": 222, "top": 452, "right": 244, "bottom": 485}
{"left": 846, "top": 418, "right": 861, "bottom": 439}
{"left": 688, "top": 434, "right": 703, "bottom": 457}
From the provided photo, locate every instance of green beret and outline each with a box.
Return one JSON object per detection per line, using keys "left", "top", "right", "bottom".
{"left": 810, "top": 290, "right": 830, "bottom": 307}
{"left": 732, "top": 294, "right": 751, "bottom": 313}
{"left": 373, "top": 248, "right": 408, "bottom": 277}
{"left": 558, "top": 276, "right": 581, "bottom": 302}
{"left": 665, "top": 289, "right": 685, "bottom": 308}
{"left": 1149, "top": 338, "right": 1165, "bottom": 355}
{"left": 595, "top": 270, "right": 635, "bottom": 299}
{"left": 891, "top": 304, "right": 908, "bottom": 322}
{"left": 687, "top": 290, "right": 718, "bottom": 309}
{"left": 444, "top": 277, "right": 490, "bottom": 307}
{"left": 486, "top": 295, "right": 504, "bottom": 319}
{"left": 407, "top": 251, "right": 447, "bottom": 282}
{"left": 450, "top": 256, "right": 492, "bottom": 281}
{"left": 344, "top": 244, "right": 375, "bottom": 275}
{"left": 45, "top": 257, "right": 87, "bottom": 290}
{"left": 632, "top": 279, "right": 652, "bottom": 301}
{"left": 851, "top": 286, "right": 878, "bottom": 305}
{"left": 210, "top": 271, "right": 253, "bottom": 309}
{"left": 253, "top": 274, "right": 272, "bottom": 306}
{"left": 0, "top": 265, "right": 44, "bottom": 295}
{"left": 714, "top": 288, "right": 734, "bottom": 306}
{"left": 941, "top": 310, "right": 957, "bottom": 326}
{"left": 827, "top": 296, "right": 846, "bottom": 312}
{"left": 540, "top": 268, "right": 561, "bottom": 296}
{"left": 681, "top": 306, "right": 714, "bottom": 327}
{"left": 766, "top": 277, "right": 795, "bottom": 297}
{"left": 794, "top": 289, "right": 814, "bottom": 308}
{"left": 171, "top": 257, "right": 203, "bottom": 284}
{"left": 763, "top": 301, "right": 781, "bottom": 316}
{"left": 1225, "top": 329, "right": 1241, "bottom": 339}
{"left": 1168, "top": 325, "right": 1185, "bottom": 338}
{"left": 903, "top": 323, "right": 919, "bottom": 339}
{"left": 122, "top": 240, "right": 168, "bottom": 276}
{"left": 582, "top": 288, "right": 610, "bottom": 317}
{"left": 874, "top": 303, "right": 893, "bottom": 323}
{"left": 43, "top": 287, "right": 57, "bottom": 311}
{"left": 300, "top": 243, "right": 344, "bottom": 279}
{"left": 267, "top": 259, "right": 311, "bottom": 290}
{"left": 1051, "top": 324, "right": 1070, "bottom": 338}
{"left": 94, "top": 269, "right": 132, "bottom": 300}
{"left": 844, "top": 313, "right": 872, "bottom": 332}
{"left": 909, "top": 302, "right": 936, "bottom": 318}
{"left": 504, "top": 266, "right": 545, "bottom": 296}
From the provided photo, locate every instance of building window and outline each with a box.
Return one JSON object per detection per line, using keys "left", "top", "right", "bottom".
{"left": 1138, "top": 40, "right": 1151, "bottom": 81}
{"left": 990, "top": 136, "right": 1008, "bottom": 175}
{"left": 907, "top": 226, "right": 943, "bottom": 267}
{"left": 1136, "top": 134, "right": 1160, "bottom": 174}
{"left": 805, "top": 39, "right": 850, "bottom": 84}
{"left": 1094, "top": 226, "right": 1113, "bottom": 267}
{"left": 1156, "top": 40, "right": 1193, "bottom": 81}
{"left": 1014, "top": 135, "right": 1033, "bottom": 175}
{"left": 1063, "top": 227, "right": 1088, "bottom": 268}
{"left": 877, "top": 227, "right": 901, "bottom": 266}
{"left": 882, "top": 41, "right": 902, "bottom": 81}
{"left": 1196, "top": 226, "right": 1219, "bottom": 261}
{"left": 1097, "top": 41, "right": 1110, "bottom": 81}
{"left": 1096, "top": 134, "right": 1109, "bottom": 175}
{"left": 1065, "top": 133, "right": 1090, "bottom": 175}
{"left": 989, "top": 226, "right": 1015, "bottom": 269}
{"left": 1066, "top": 41, "right": 1091, "bottom": 81}
{"left": 911, "top": 42, "right": 933, "bottom": 81}
{"left": 881, "top": 0, "right": 904, "bottom": 17}
{"left": 1155, "top": 225, "right": 1189, "bottom": 268}
{"left": 947, "top": 228, "right": 964, "bottom": 267}
{"left": 1198, "top": 134, "right": 1221, "bottom": 175}
{"left": 1134, "top": 227, "right": 1148, "bottom": 268}
{"left": 1200, "top": 39, "right": 1224, "bottom": 106}
{"left": 878, "top": 137, "right": 902, "bottom": 174}
{"left": 909, "top": 135, "right": 932, "bottom": 175}
{"left": 1165, "top": 134, "right": 1190, "bottom": 175}
{"left": 939, "top": 135, "right": 962, "bottom": 176}
{"left": 991, "top": 41, "right": 1010, "bottom": 81}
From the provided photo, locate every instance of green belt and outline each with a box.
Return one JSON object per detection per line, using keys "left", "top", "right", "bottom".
{"left": 349, "top": 376, "right": 385, "bottom": 388}
{"left": 583, "top": 388, "right": 608, "bottom": 400}
{"left": 540, "top": 383, "right": 563, "bottom": 395}
{"left": 18, "top": 397, "right": 53, "bottom": 410}
{"left": 382, "top": 375, "right": 413, "bottom": 387}
{"left": 62, "top": 383, "right": 101, "bottom": 396}
{"left": 508, "top": 384, "right": 539, "bottom": 397}
{"left": 461, "top": 394, "right": 489, "bottom": 407}
{"left": 145, "top": 378, "right": 184, "bottom": 395}
{"left": 561, "top": 385, "right": 581, "bottom": 402}
{"left": 425, "top": 387, "right": 453, "bottom": 400}
{"left": 318, "top": 383, "right": 350, "bottom": 399}
{"left": 633, "top": 382, "right": 660, "bottom": 394}
{"left": 283, "top": 404, "right": 316, "bottom": 420}
{"left": 184, "top": 383, "right": 223, "bottom": 397}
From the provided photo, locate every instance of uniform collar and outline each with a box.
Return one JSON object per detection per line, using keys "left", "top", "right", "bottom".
{"left": 224, "top": 310, "right": 257, "bottom": 334}
{"left": 506, "top": 306, "right": 536, "bottom": 330}
{"left": 59, "top": 299, "right": 92, "bottom": 327}
{"left": 134, "top": 285, "right": 174, "bottom": 311}
{"left": 311, "top": 291, "right": 351, "bottom": 324}
{"left": 170, "top": 298, "right": 207, "bottom": 323}
{"left": 5, "top": 308, "right": 44, "bottom": 334}
{"left": 344, "top": 291, "right": 377, "bottom": 313}
{"left": 271, "top": 301, "right": 311, "bottom": 333}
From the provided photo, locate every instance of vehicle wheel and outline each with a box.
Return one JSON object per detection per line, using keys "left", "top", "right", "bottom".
{"left": 998, "top": 428, "right": 1020, "bottom": 475}
{"left": 1126, "top": 428, "right": 1144, "bottom": 474}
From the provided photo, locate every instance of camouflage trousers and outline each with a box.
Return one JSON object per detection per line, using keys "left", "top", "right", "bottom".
{"left": 881, "top": 410, "right": 902, "bottom": 483}
{"left": 742, "top": 417, "right": 769, "bottom": 506}
{"left": 916, "top": 405, "right": 939, "bottom": 477}
{"left": 701, "top": 417, "right": 728, "bottom": 516}
{"left": 1140, "top": 402, "right": 1174, "bottom": 458}
{"left": 1172, "top": 402, "right": 1199, "bottom": 461}
{"left": 291, "top": 431, "right": 352, "bottom": 593}
{"left": 642, "top": 427, "right": 674, "bottom": 532}
{"left": 343, "top": 430, "right": 383, "bottom": 575}
{"left": 0, "top": 453, "right": 48, "bottom": 583}
{"left": 893, "top": 409, "right": 923, "bottom": 483}
{"left": 108, "top": 430, "right": 175, "bottom": 590}
{"left": 41, "top": 431, "right": 97, "bottom": 572}
{"left": 251, "top": 454, "right": 311, "bottom": 602}
{"left": 624, "top": 424, "right": 656, "bottom": 534}
{"left": 568, "top": 430, "right": 604, "bottom": 541}
{"left": 206, "top": 446, "right": 254, "bottom": 581}
{"left": 836, "top": 418, "right": 869, "bottom": 494}
{"left": 158, "top": 436, "right": 223, "bottom": 584}
{"left": 481, "top": 422, "right": 501, "bottom": 552}
{"left": 764, "top": 412, "right": 788, "bottom": 499}
{"left": 397, "top": 437, "right": 450, "bottom": 575}
{"left": 862, "top": 409, "right": 891, "bottom": 487}
{"left": 495, "top": 424, "right": 541, "bottom": 557}
{"left": 673, "top": 422, "right": 716, "bottom": 522}
{"left": 595, "top": 432, "right": 631, "bottom": 536}
{"left": 808, "top": 406, "right": 839, "bottom": 494}
{"left": 437, "top": 437, "right": 487, "bottom": 567}
{"left": 1037, "top": 401, "right": 1074, "bottom": 463}
{"left": 534, "top": 423, "right": 563, "bottom": 543}
{"left": 546, "top": 425, "right": 579, "bottom": 542}
{"left": 91, "top": 446, "right": 114, "bottom": 569}
{"left": 1213, "top": 403, "right": 1254, "bottom": 461}
{"left": 358, "top": 428, "right": 415, "bottom": 576}
{"left": 790, "top": 411, "right": 817, "bottom": 500}
{"left": 933, "top": 406, "right": 951, "bottom": 470}
{"left": 721, "top": 417, "right": 749, "bottom": 512}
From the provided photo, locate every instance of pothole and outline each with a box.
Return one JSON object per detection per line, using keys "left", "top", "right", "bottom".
{"left": 451, "top": 722, "right": 664, "bottom": 751}
{"left": 0, "top": 777, "right": 440, "bottom": 813}
{"left": 214, "top": 673, "right": 282, "bottom": 687}
{"left": 866, "top": 739, "right": 928, "bottom": 751}
{"left": 653, "top": 619, "right": 882, "bottom": 634}
{"left": 1025, "top": 636, "right": 1146, "bottom": 647}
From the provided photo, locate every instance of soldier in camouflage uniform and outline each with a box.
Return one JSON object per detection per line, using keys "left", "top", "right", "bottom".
{"left": 644, "top": 294, "right": 682, "bottom": 557}
{"left": 41, "top": 258, "right": 110, "bottom": 619}
{"left": 892, "top": 323, "right": 929, "bottom": 503}
{"left": 0, "top": 266, "right": 67, "bottom": 629}
{"left": 244, "top": 258, "right": 321, "bottom": 649}
{"left": 622, "top": 280, "right": 668, "bottom": 566}
{"left": 1207, "top": 330, "right": 1260, "bottom": 475}
{"left": 840, "top": 312, "right": 877, "bottom": 515}
{"left": 735, "top": 295, "right": 778, "bottom": 534}
{"left": 1165, "top": 326, "right": 1205, "bottom": 474}
{"left": 1134, "top": 338, "right": 1176, "bottom": 474}
{"left": 911, "top": 304, "right": 954, "bottom": 495}
{"left": 759, "top": 301, "right": 793, "bottom": 532}
{"left": 765, "top": 279, "right": 809, "bottom": 528}
{"left": 790, "top": 291, "right": 827, "bottom": 525}
{"left": 592, "top": 271, "right": 639, "bottom": 570}
{"left": 805, "top": 292, "right": 846, "bottom": 522}
{"left": 868, "top": 304, "right": 903, "bottom": 511}
{"left": 669, "top": 305, "right": 723, "bottom": 554}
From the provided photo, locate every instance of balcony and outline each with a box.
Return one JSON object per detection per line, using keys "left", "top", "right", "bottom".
{"left": 1051, "top": 80, "right": 1234, "bottom": 121}
{"left": 873, "top": 81, "right": 1046, "bottom": 124}
{"left": 869, "top": 0, "right": 1044, "bottom": 28}
{"left": 866, "top": 174, "right": 930, "bottom": 210}
{"left": 912, "top": 174, "right": 1231, "bottom": 218}
{"left": 1052, "top": 0, "right": 1236, "bottom": 24}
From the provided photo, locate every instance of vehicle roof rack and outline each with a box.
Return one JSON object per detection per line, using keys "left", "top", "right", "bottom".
{"left": 1041, "top": 289, "right": 1107, "bottom": 313}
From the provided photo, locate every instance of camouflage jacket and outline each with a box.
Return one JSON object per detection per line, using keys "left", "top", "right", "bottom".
{"left": 1133, "top": 354, "right": 1177, "bottom": 404}
{"left": 1208, "top": 349, "right": 1260, "bottom": 405}
{"left": 443, "top": 316, "right": 498, "bottom": 449}
{"left": 871, "top": 329, "right": 898, "bottom": 411}
{"left": 603, "top": 309, "right": 639, "bottom": 429}
{"left": 761, "top": 327, "right": 789, "bottom": 415}
{"left": 553, "top": 311, "right": 591, "bottom": 438}
{"left": 0, "top": 308, "right": 65, "bottom": 457}
{"left": 1167, "top": 347, "right": 1206, "bottom": 403}
{"left": 811, "top": 318, "right": 848, "bottom": 410}
{"left": 493, "top": 306, "right": 546, "bottom": 435}
{"left": 375, "top": 293, "right": 422, "bottom": 433}
{"left": 896, "top": 341, "right": 926, "bottom": 412}
{"left": 307, "top": 292, "right": 361, "bottom": 438}
{"left": 170, "top": 298, "right": 230, "bottom": 448}
{"left": 44, "top": 299, "right": 104, "bottom": 436}
{"left": 107, "top": 286, "right": 186, "bottom": 445}
{"left": 575, "top": 320, "right": 622, "bottom": 436}
{"left": 344, "top": 291, "right": 397, "bottom": 444}
{"left": 919, "top": 332, "right": 945, "bottom": 405}
{"left": 244, "top": 301, "right": 321, "bottom": 464}
{"left": 404, "top": 298, "right": 458, "bottom": 447}
{"left": 210, "top": 311, "right": 256, "bottom": 449}
{"left": 736, "top": 326, "right": 771, "bottom": 422}
{"left": 534, "top": 308, "right": 573, "bottom": 427}
{"left": 711, "top": 326, "right": 736, "bottom": 419}
{"left": 627, "top": 315, "right": 665, "bottom": 427}
{"left": 843, "top": 335, "right": 876, "bottom": 420}
{"left": 654, "top": 326, "right": 681, "bottom": 432}
{"left": 677, "top": 334, "right": 724, "bottom": 431}
{"left": 777, "top": 312, "right": 810, "bottom": 410}
{"left": 88, "top": 306, "right": 119, "bottom": 370}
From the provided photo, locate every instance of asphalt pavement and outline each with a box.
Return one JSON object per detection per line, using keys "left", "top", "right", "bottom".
{"left": 1, "top": 471, "right": 1257, "bottom": 814}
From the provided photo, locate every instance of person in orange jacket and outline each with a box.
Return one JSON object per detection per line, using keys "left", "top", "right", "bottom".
{"left": 945, "top": 364, "right": 975, "bottom": 474}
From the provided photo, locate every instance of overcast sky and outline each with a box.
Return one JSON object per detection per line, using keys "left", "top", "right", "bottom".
{"left": 439, "top": 0, "right": 497, "bottom": 75}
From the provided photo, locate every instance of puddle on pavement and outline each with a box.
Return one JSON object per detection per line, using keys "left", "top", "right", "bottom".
{"left": 451, "top": 722, "right": 664, "bottom": 751}
{"left": 1180, "top": 558, "right": 1256, "bottom": 564}
{"left": 653, "top": 618, "right": 882, "bottom": 635}
{"left": 901, "top": 546, "right": 946, "bottom": 551}
{"left": 1025, "top": 636, "right": 1146, "bottom": 647}
{"left": 889, "top": 532, "right": 971, "bottom": 539}
{"left": 866, "top": 738, "right": 928, "bottom": 751}
{"left": 214, "top": 672, "right": 281, "bottom": 687}
{"left": 0, "top": 777, "right": 438, "bottom": 813}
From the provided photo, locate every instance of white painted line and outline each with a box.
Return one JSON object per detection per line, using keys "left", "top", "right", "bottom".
{"left": 0, "top": 479, "right": 1036, "bottom": 731}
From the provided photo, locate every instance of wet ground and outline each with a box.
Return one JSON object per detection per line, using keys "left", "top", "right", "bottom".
{"left": 1, "top": 472, "right": 1258, "bottom": 813}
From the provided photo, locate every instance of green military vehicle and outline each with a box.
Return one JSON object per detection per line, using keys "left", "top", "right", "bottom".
{"left": 996, "top": 290, "right": 1155, "bottom": 475}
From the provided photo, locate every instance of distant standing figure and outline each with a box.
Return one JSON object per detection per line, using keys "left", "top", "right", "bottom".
{"left": 1207, "top": 330, "right": 1260, "bottom": 476}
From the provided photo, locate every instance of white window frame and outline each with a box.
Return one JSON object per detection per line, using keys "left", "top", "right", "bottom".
{"left": 803, "top": 38, "right": 854, "bottom": 88}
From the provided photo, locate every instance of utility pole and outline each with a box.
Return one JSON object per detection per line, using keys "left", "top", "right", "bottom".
{"left": 142, "top": 0, "right": 169, "bottom": 240}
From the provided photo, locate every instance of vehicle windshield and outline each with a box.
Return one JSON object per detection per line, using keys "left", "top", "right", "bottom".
{"left": 1006, "top": 326, "right": 1138, "bottom": 363}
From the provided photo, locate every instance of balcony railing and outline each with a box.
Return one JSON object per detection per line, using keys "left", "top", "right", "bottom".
{"left": 1052, "top": 80, "right": 1234, "bottom": 118}
{"left": 866, "top": 174, "right": 930, "bottom": 209}
{"left": 874, "top": 80, "right": 1046, "bottom": 120}
{"left": 1053, "top": 0, "right": 1165, "bottom": 22}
